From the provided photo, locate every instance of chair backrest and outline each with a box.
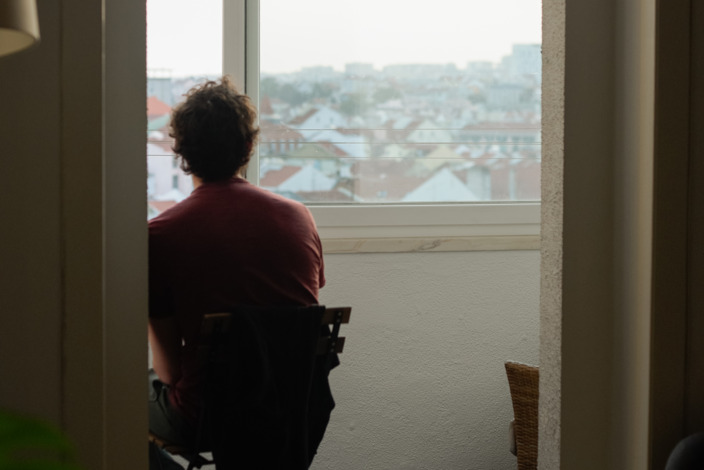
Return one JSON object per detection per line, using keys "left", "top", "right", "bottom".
{"left": 198, "top": 305, "right": 350, "bottom": 470}
{"left": 505, "top": 361, "right": 539, "bottom": 470}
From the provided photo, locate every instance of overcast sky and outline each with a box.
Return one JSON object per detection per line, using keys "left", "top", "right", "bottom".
{"left": 147, "top": 0, "right": 541, "bottom": 77}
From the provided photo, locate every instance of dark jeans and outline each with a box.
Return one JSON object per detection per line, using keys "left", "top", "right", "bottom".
{"left": 148, "top": 370, "right": 197, "bottom": 470}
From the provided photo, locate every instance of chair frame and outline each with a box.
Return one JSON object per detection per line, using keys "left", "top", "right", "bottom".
{"left": 149, "top": 305, "right": 351, "bottom": 470}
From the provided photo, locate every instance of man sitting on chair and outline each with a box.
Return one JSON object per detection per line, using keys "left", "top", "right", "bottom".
{"left": 148, "top": 76, "right": 327, "bottom": 469}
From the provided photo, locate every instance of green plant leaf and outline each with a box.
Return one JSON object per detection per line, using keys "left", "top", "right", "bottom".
{"left": 0, "top": 410, "right": 81, "bottom": 470}
{"left": 0, "top": 460, "right": 83, "bottom": 470}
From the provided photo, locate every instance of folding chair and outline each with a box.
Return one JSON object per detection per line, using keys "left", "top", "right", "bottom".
{"left": 149, "top": 305, "right": 351, "bottom": 470}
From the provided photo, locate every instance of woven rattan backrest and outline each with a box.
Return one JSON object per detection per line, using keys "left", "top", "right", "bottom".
{"left": 505, "top": 361, "right": 539, "bottom": 470}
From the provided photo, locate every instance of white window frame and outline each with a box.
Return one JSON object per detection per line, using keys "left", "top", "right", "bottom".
{"left": 223, "top": 0, "right": 540, "bottom": 253}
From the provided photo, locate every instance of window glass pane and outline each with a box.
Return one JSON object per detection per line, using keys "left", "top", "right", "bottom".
{"left": 260, "top": 0, "right": 541, "bottom": 204}
{"left": 146, "top": 0, "right": 222, "bottom": 219}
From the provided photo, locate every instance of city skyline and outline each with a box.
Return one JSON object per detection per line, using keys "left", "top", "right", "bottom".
{"left": 147, "top": 37, "right": 541, "bottom": 214}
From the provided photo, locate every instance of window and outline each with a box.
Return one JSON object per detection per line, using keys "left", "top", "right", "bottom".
{"left": 253, "top": 0, "right": 541, "bottom": 206}
{"left": 147, "top": 0, "right": 541, "bottom": 248}
{"left": 146, "top": 0, "right": 222, "bottom": 219}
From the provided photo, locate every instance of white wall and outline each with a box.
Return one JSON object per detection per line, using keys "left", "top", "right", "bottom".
{"left": 313, "top": 250, "right": 540, "bottom": 470}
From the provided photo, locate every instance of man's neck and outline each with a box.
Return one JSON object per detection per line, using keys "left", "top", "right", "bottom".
{"left": 191, "top": 173, "right": 242, "bottom": 189}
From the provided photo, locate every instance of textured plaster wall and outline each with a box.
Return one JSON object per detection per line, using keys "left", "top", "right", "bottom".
{"left": 539, "top": 0, "right": 565, "bottom": 467}
{"left": 311, "top": 250, "right": 540, "bottom": 470}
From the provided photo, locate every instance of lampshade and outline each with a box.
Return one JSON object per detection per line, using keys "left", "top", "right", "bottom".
{"left": 0, "top": 0, "right": 40, "bottom": 58}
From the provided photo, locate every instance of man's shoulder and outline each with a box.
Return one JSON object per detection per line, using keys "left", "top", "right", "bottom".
{"left": 148, "top": 196, "right": 196, "bottom": 235}
{"left": 148, "top": 179, "right": 317, "bottom": 234}
{"left": 240, "top": 181, "right": 312, "bottom": 215}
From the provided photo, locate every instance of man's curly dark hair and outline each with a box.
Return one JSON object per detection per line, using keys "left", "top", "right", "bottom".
{"left": 169, "top": 76, "right": 260, "bottom": 182}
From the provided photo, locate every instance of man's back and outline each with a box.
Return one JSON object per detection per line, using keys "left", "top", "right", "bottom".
{"left": 148, "top": 176, "right": 325, "bottom": 420}
{"left": 149, "top": 177, "right": 324, "bottom": 312}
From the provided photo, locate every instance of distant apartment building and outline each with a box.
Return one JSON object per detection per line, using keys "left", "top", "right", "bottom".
{"left": 509, "top": 44, "right": 541, "bottom": 83}
{"left": 382, "top": 63, "right": 460, "bottom": 80}
{"left": 345, "top": 62, "right": 375, "bottom": 77}
{"left": 298, "top": 66, "right": 337, "bottom": 82}
{"left": 147, "top": 78, "right": 174, "bottom": 107}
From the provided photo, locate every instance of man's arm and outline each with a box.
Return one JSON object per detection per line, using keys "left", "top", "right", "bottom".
{"left": 148, "top": 316, "right": 182, "bottom": 386}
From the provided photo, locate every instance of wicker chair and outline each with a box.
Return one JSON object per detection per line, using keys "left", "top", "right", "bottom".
{"left": 505, "top": 361, "right": 539, "bottom": 470}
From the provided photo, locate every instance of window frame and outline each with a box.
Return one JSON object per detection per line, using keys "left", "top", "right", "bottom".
{"left": 223, "top": 0, "right": 540, "bottom": 252}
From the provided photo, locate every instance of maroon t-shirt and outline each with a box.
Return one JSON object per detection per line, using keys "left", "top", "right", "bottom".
{"left": 148, "top": 177, "right": 325, "bottom": 421}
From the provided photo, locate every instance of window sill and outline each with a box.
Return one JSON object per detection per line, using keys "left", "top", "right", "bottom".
{"left": 311, "top": 203, "right": 541, "bottom": 254}
{"left": 322, "top": 235, "right": 540, "bottom": 254}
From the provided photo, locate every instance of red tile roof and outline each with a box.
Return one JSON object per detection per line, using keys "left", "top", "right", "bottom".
{"left": 259, "top": 95, "right": 274, "bottom": 115}
{"left": 147, "top": 140, "right": 173, "bottom": 155}
{"left": 148, "top": 200, "right": 178, "bottom": 214}
{"left": 316, "top": 141, "right": 350, "bottom": 158}
{"left": 259, "top": 120, "right": 305, "bottom": 141}
{"left": 295, "top": 189, "right": 355, "bottom": 203}
{"left": 260, "top": 166, "right": 302, "bottom": 187}
{"left": 147, "top": 96, "right": 171, "bottom": 118}
{"left": 346, "top": 159, "right": 428, "bottom": 201}
{"left": 288, "top": 108, "right": 318, "bottom": 126}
